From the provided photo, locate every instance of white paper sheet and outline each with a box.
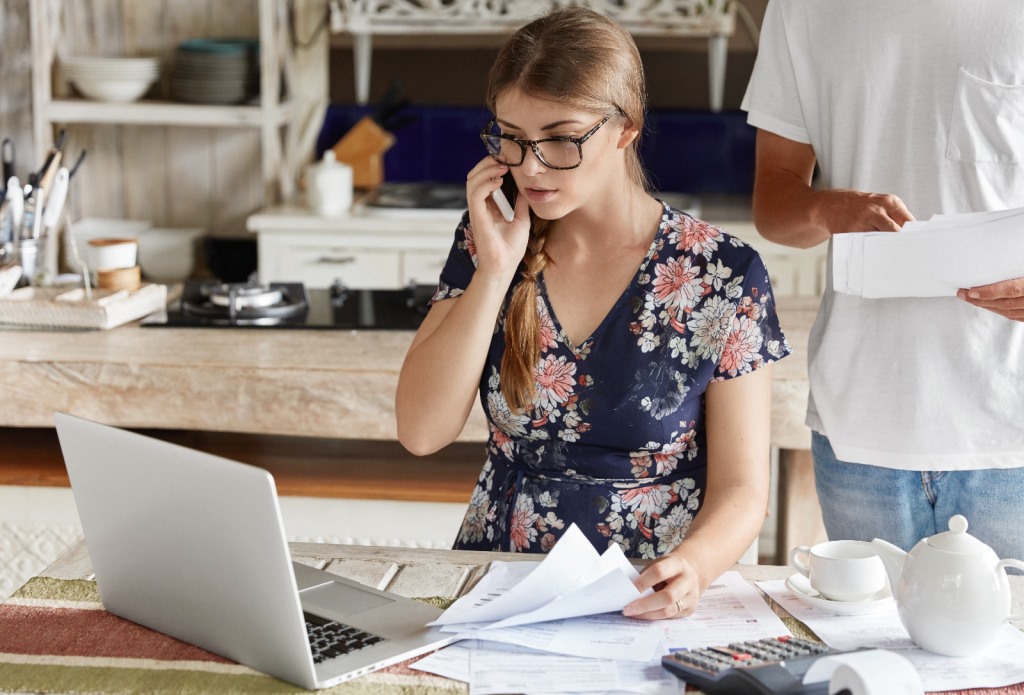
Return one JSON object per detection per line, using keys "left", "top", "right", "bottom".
{"left": 663, "top": 571, "right": 793, "bottom": 650}
{"left": 432, "top": 524, "right": 645, "bottom": 628}
{"left": 832, "top": 206, "right": 1024, "bottom": 298}
{"left": 467, "top": 641, "right": 682, "bottom": 695}
{"left": 450, "top": 611, "right": 666, "bottom": 662}
{"left": 758, "top": 579, "right": 1024, "bottom": 691}
{"left": 410, "top": 641, "right": 682, "bottom": 694}
{"left": 410, "top": 642, "right": 473, "bottom": 682}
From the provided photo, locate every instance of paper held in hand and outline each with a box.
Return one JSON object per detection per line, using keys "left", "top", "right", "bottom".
{"left": 430, "top": 523, "right": 651, "bottom": 631}
{"left": 832, "top": 206, "right": 1024, "bottom": 298}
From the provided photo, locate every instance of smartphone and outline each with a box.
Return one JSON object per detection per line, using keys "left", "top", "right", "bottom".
{"left": 491, "top": 172, "right": 517, "bottom": 222}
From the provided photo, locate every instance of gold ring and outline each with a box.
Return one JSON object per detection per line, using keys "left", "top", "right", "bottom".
{"left": 675, "top": 599, "right": 684, "bottom": 613}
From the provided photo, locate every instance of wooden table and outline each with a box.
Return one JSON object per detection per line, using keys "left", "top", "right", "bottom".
{"left": 0, "top": 295, "right": 824, "bottom": 564}
{"left": 0, "top": 296, "right": 817, "bottom": 444}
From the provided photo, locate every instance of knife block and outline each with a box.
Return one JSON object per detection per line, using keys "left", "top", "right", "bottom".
{"left": 331, "top": 116, "right": 395, "bottom": 190}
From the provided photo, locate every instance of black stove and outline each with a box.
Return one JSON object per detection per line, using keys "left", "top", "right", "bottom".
{"left": 141, "top": 279, "right": 433, "bottom": 330}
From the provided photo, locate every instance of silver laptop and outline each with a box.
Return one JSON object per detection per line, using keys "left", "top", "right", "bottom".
{"left": 55, "top": 412, "right": 457, "bottom": 690}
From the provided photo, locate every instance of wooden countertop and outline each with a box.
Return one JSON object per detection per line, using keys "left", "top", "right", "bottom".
{"left": 0, "top": 295, "right": 817, "bottom": 449}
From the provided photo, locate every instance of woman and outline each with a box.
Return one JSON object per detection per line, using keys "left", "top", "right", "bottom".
{"left": 396, "top": 6, "right": 790, "bottom": 620}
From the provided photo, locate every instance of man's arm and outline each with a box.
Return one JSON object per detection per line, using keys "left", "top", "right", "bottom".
{"left": 752, "top": 130, "right": 915, "bottom": 249}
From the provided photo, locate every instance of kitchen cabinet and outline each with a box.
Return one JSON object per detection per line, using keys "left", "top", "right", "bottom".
{"left": 247, "top": 203, "right": 461, "bottom": 288}
{"left": 247, "top": 203, "right": 828, "bottom": 295}
{"left": 27, "top": 0, "right": 329, "bottom": 231}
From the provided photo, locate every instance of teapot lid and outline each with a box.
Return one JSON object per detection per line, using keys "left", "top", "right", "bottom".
{"left": 927, "top": 515, "right": 989, "bottom": 554}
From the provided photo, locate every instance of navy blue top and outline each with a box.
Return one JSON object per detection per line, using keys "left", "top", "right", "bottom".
{"left": 431, "top": 202, "right": 791, "bottom": 558}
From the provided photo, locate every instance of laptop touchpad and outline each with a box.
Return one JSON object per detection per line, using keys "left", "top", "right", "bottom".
{"left": 301, "top": 581, "right": 395, "bottom": 619}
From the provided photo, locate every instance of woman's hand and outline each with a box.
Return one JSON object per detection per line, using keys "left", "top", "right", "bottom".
{"left": 466, "top": 157, "right": 531, "bottom": 281}
{"left": 622, "top": 552, "right": 704, "bottom": 620}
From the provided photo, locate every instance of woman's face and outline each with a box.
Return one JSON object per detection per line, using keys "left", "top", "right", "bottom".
{"left": 492, "top": 89, "right": 635, "bottom": 221}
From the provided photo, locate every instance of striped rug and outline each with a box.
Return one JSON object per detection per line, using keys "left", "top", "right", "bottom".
{"left": 0, "top": 577, "right": 464, "bottom": 694}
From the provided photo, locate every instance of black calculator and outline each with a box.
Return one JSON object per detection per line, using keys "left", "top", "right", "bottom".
{"left": 661, "top": 636, "right": 847, "bottom": 695}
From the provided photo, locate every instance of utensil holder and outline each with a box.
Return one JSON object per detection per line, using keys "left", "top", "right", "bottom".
{"left": 13, "top": 238, "right": 38, "bottom": 287}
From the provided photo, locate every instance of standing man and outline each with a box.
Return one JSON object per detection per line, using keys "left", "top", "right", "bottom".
{"left": 742, "top": 1, "right": 1024, "bottom": 558}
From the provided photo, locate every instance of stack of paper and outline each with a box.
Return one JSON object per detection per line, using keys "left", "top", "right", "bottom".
{"left": 833, "top": 207, "right": 1024, "bottom": 298}
{"left": 411, "top": 525, "right": 793, "bottom": 694}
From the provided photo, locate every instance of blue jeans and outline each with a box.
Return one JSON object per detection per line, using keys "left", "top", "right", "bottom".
{"left": 811, "top": 431, "right": 1024, "bottom": 562}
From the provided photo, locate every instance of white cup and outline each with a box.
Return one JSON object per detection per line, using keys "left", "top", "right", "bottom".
{"left": 87, "top": 237, "right": 138, "bottom": 270}
{"left": 789, "top": 540, "right": 886, "bottom": 602}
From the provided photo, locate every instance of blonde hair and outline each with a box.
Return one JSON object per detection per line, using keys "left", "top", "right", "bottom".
{"left": 488, "top": 6, "right": 649, "bottom": 412}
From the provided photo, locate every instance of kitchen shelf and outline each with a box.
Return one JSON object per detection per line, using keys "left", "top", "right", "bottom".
{"left": 28, "top": 0, "right": 329, "bottom": 210}
{"left": 41, "top": 99, "right": 299, "bottom": 129}
{"left": 330, "top": 0, "right": 736, "bottom": 111}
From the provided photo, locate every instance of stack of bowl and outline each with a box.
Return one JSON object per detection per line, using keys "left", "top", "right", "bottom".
{"left": 60, "top": 56, "right": 161, "bottom": 103}
{"left": 169, "top": 38, "right": 259, "bottom": 105}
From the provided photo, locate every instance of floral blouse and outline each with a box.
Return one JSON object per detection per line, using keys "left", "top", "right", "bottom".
{"left": 431, "top": 201, "right": 791, "bottom": 559}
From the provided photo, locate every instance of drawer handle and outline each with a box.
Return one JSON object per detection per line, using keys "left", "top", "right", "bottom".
{"left": 315, "top": 255, "right": 356, "bottom": 264}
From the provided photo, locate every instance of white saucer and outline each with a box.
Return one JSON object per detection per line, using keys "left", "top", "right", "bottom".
{"left": 785, "top": 573, "right": 893, "bottom": 615}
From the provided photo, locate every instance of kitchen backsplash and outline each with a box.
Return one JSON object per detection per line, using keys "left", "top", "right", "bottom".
{"left": 316, "top": 105, "right": 755, "bottom": 195}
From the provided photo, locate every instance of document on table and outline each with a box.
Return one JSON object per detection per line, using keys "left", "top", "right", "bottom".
{"left": 432, "top": 523, "right": 646, "bottom": 629}
{"left": 832, "top": 206, "right": 1024, "bottom": 298}
{"left": 431, "top": 523, "right": 792, "bottom": 663}
{"left": 663, "top": 571, "right": 792, "bottom": 650}
{"left": 412, "top": 641, "right": 682, "bottom": 694}
{"left": 758, "top": 579, "right": 1024, "bottom": 691}
{"left": 449, "top": 610, "right": 666, "bottom": 662}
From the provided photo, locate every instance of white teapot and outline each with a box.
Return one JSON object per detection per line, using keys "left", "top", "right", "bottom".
{"left": 871, "top": 515, "right": 1024, "bottom": 656}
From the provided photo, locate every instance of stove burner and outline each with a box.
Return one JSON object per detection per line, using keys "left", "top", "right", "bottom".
{"left": 182, "top": 281, "right": 308, "bottom": 325}
{"left": 143, "top": 279, "right": 434, "bottom": 330}
{"left": 208, "top": 283, "right": 285, "bottom": 309}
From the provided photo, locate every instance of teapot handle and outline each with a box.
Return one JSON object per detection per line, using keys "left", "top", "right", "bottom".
{"left": 996, "top": 559, "right": 1024, "bottom": 622}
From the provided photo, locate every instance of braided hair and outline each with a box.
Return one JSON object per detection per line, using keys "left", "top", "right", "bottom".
{"left": 486, "top": 6, "right": 650, "bottom": 412}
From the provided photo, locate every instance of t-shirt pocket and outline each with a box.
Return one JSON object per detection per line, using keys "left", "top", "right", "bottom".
{"left": 946, "top": 67, "right": 1024, "bottom": 166}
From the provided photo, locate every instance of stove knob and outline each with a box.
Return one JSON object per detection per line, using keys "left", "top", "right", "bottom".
{"left": 329, "top": 279, "right": 348, "bottom": 300}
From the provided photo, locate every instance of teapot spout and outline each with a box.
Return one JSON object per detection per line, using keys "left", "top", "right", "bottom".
{"left": 870, "top": 538, "right": 907, "bottom": 591}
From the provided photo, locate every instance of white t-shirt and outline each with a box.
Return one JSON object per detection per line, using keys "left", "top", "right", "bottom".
{"left": 742, "top": 0, "right": 1024, "bottom": 470}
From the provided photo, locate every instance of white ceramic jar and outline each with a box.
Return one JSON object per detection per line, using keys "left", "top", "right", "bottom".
{"left": 306, "top": 150, "right": 353, "bottom": 217}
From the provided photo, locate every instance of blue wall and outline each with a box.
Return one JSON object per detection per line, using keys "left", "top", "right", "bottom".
{"left": 317, "top": 105, "right": 755, "bottom": 195}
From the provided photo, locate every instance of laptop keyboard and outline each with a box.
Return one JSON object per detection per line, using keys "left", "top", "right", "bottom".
{"left": 304, "top": 612, "right": 386, "bottom": 664}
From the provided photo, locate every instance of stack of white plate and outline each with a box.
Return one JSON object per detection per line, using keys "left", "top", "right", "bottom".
{"left": 170, "top": 38, "right": 259, "bottom": 105}
{"left": 60, "top": 56, "right": 161, "bottom": 103}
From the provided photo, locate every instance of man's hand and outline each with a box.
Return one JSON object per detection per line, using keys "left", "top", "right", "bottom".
{"left": 752, "top": 130, "right": 916, "bottom": 247}
{"left": 815, "top": 189, "right": 915, "bottom": 234}
{"left": 958, "top": 278, "right": 1024, "bottom": 321}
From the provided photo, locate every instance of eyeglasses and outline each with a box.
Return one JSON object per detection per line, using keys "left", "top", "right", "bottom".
{"left": 480, "top": 116, "right": 611, "bottom": 170}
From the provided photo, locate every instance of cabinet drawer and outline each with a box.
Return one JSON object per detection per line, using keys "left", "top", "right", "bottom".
{"left": 272, "top": 244, "right": 401, "bottom": 289}
{"left": 402, "top": 250, "right": 447, "bottom": 286}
